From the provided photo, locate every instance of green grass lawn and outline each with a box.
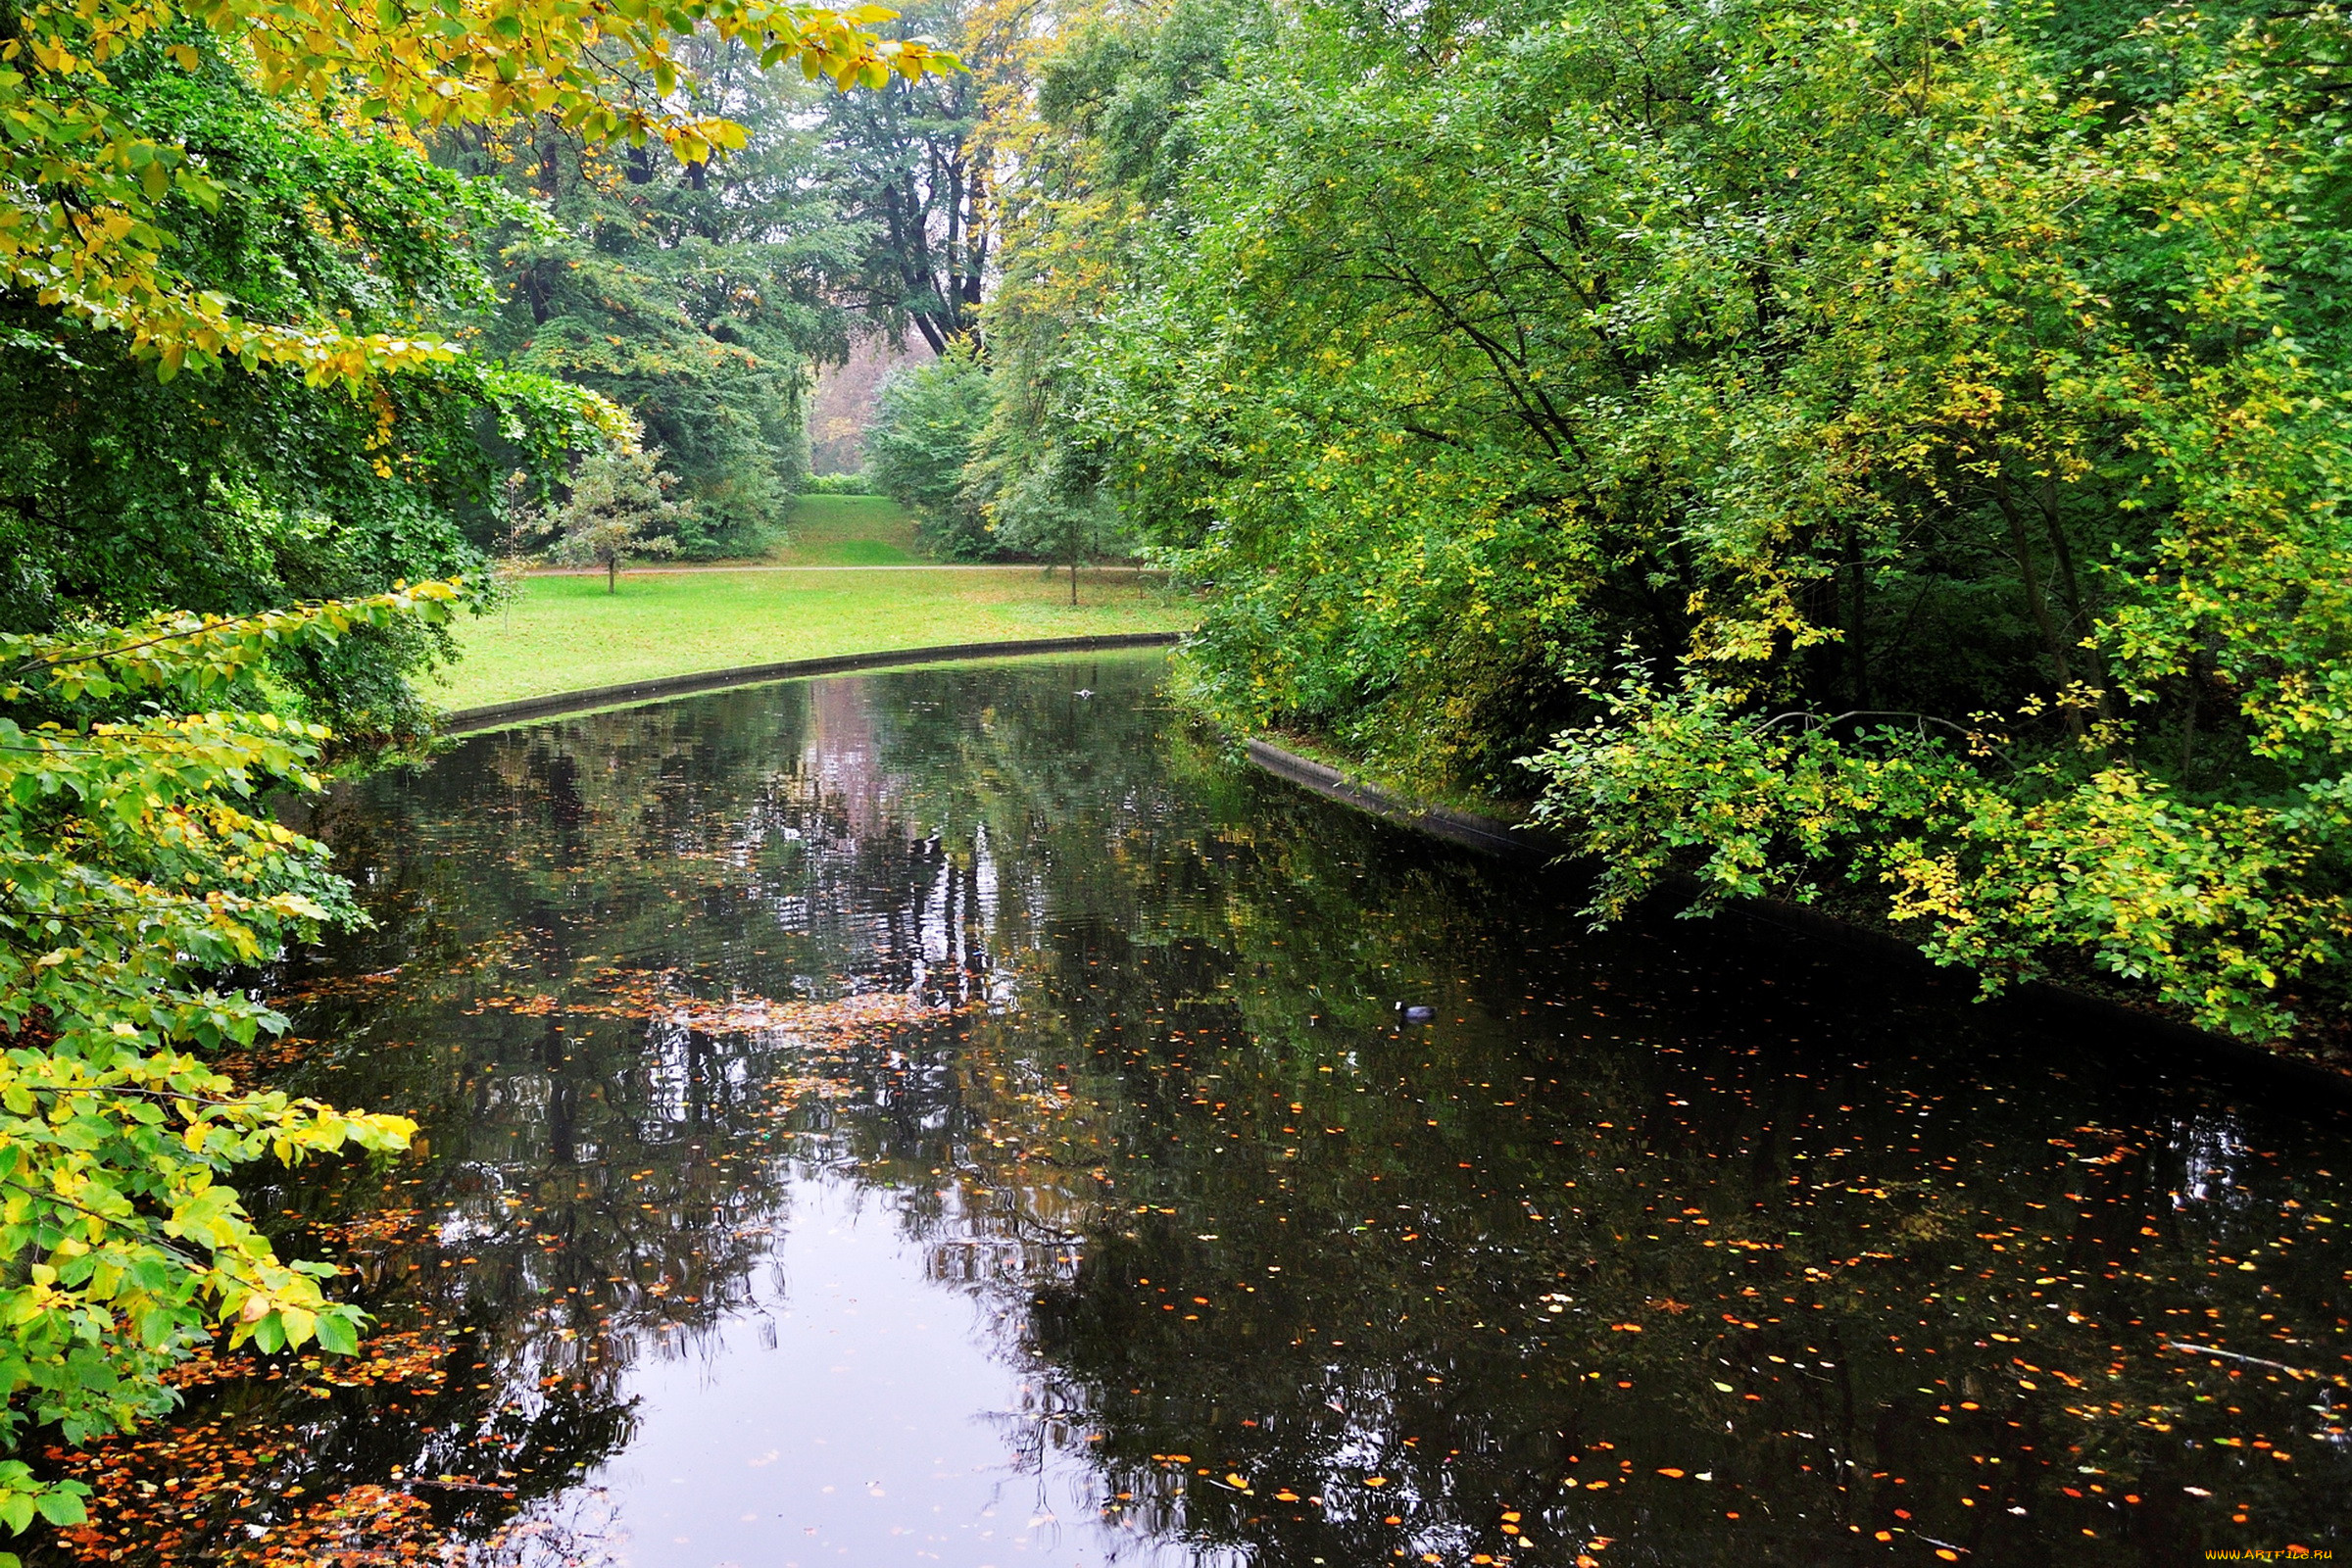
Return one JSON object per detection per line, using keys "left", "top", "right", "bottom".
{"left": 435, "top": 567, "right": 1195, "bottom": 710}
{"left": 770, "top": 495, "right": 921, "bottom": 564}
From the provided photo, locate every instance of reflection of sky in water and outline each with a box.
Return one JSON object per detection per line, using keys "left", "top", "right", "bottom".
{"left": 546, "top": 1178, "right": 1221, "bottom": 1568}
{"left": 71, "top": 653, "right": 2346, "bottom": 1568}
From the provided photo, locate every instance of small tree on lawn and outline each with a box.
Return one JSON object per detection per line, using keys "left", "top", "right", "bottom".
{"left": 551, "top": 441, "right": 689, "bottom": 592}
{"left": 986, "top": 444, "right": 1129, "bottom": 604}
{"left": 499, "top": 469, "right": 559, "bottom": 564}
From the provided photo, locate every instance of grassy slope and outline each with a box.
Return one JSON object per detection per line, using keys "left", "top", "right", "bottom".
{"left": 770, "top": 495, "right": 921, "bottom": 564}
{"left": 435, "top": 567, "right": 1194, "bottom": 709}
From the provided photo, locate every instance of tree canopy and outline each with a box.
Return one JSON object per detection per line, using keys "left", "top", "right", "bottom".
{"left": 458, "top": 34, "right": 865, "bottom": 555}
{"left": 3, "top": 0, "right": 964, "bottom": 715}
{"left": 1, "top": 0, "right": 955, "bottom": 383}
{"left": 956, "top": 0, "right": 2352, "bottom": 1041}
{"left": 0, "top": 0, "right": 960, "bottom": 1531}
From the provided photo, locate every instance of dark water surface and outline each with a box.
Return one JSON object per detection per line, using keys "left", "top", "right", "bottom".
{"left": 60, "top": 654, "right": 2352, "bottom": 1567}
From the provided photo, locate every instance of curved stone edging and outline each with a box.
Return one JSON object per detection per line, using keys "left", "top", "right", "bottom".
{"left": 441, "top": 631, "right": 1183, "bottom": 734}
{"left": 1243, "top": 740, "right": 1550, "bottom": 858}
{"left": 1242, "top": 737, "right": 2352, "bottom": 1102}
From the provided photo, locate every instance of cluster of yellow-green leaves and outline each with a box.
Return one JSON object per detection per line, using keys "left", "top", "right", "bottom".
{"left": 0, "top": 0, "right": 956, "bottom": 384}
{"left": 1027, "top": 0, "right": 2352, "bottom": 1039}
{"left": 0, "top": 587, "right": 473, "bottom": 1540}
{"left": 1510, "top": 4, "right": 2352, "bottom": 1039}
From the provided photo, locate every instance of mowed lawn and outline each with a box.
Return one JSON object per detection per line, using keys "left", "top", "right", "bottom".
{"left": 770, "top": 495, "right": 921, "bottom": 564}
{"left": 434, "top": 566, "right": 1194, "bottom": 710}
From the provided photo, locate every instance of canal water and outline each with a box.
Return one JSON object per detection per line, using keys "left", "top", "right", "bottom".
{"left": 43, "top": 653, "right": 2348, "bottom": 1567}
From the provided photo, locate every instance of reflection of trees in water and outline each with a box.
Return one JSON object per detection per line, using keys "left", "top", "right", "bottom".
{"left": 194, "top": 660, "right": 1185, "bottom": 1561}
{"left": 2170, "top": 1109, "right": 2254, "bottom": 1209}
{"left": 61, "top": 657, "right": 2347, "bottom": 1567}
{"left": 789, "top": 761, "right": 2352, "bottom": 1564}
{"left": 459, "top": 1480, "right": 630, "bottom": 1568}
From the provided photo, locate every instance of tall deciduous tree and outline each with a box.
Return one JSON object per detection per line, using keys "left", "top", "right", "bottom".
{"left": 815, "top": 0, "right": 1045, "bottom": 354}
{"left": 0, "top": 60, "right": 612, "bottom": 734}
{"left": 989, "top": 0, "right": 2352, "bottom": 1040}
{"left": 459, "top": 34, "right": 871, "bottom": 556}
{"left": 0, "top": 0, "right": 956, "bottom": 382}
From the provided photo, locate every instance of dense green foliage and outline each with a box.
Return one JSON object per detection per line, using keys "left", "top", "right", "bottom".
{"left": 2, "top": 3, "right": 955, "bottom": 678}
{"left": 866, "top": 342, "right": 1001, "bottom": 556}
{"left": 965, "top": 0, "right": 2352, "bottom": 1038}
{"left": 1, "top": 0, "right": 950, "bottom": 379}
{"left": 455, "top": 38, "right": 868, "bottom": 557}
{"left": 0, "top": 593, "right": 466, "bottom": 1533}
{"left": 0, "top": 58, "right": 611, "bottom": 734}
{"left": 867, "top": 338, "right": 1138, "bottom": 564}
{"left": 0, "top": 0, "right": 957, "bottom": 1517}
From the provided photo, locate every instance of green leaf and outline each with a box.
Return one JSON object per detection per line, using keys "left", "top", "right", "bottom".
{"left": 314, "top": 1311, "right": 360, "bottom": 1356}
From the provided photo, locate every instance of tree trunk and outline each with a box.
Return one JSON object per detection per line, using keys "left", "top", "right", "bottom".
{"left": 535, "top": 119, "right": 564, "bottom": 200}
{"left": 2180, "top": 664, "right": 2201, "bottom": 787}
{"left": 608, "top": 557, "right": 617, "bottom": 595}
{"left": 1993, "top": 475, "right": 2083, "bottom": 739}
{"left": 1844, "top": 524, "right": 1870, "bottom": 709}
{"left": 2035, "top": 474, "right": 2112, "bottom": 722}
